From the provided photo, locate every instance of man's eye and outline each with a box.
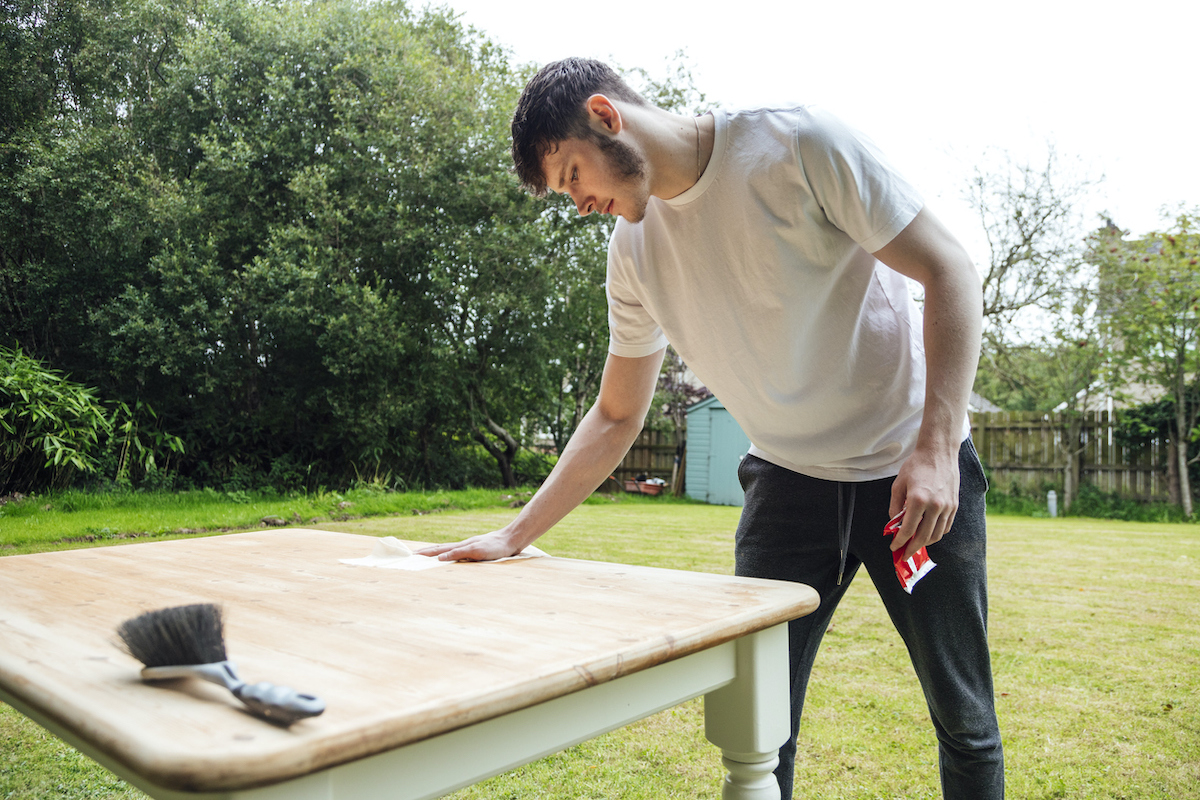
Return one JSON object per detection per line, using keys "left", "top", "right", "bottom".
{"left": 571, "top": 168, "right": 578, "bottom": 182}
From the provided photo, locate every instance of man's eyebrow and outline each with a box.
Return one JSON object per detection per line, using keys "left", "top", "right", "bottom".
{"left": 554, "top": 163, "right": 566, "bottom": 192}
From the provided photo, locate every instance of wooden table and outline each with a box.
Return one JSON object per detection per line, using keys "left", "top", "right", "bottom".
{"left": 0, "top": 529, "right": 818, "bottom": 800}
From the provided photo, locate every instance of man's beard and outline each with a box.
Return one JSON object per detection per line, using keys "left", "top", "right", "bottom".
{"left": 595, "top": 135, "right": 650, "bottom": 223}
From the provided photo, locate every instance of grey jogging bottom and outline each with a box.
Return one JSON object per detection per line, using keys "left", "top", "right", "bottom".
{"left": 734, "top": 438, "right": 1004, "bottom": 800}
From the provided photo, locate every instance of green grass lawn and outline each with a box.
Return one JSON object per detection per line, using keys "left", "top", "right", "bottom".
{"left": 2, "top": 495, "right": 1198, "bottom": 799}
{"left": 0, "top": 486, "right": 535, "bottom": 553}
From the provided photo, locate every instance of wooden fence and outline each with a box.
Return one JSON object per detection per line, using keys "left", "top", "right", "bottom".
{"left": 612, "top": 412, "right": 1170, "bottom": 501}
{"left": 971, "top": 410, "right": 1169, "bottom": 500}
{"left": 613, "top": 429, "right": 681, "bottom": 489}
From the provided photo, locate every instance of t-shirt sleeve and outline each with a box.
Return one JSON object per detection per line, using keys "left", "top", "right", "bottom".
{"left": 605, "top": 241, "right": 670, "bottom": 358}
{"left": 795, "top": 108, "right": 924, "bottom": 253}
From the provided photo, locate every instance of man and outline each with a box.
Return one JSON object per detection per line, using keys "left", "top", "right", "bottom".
{"left": 418, "top": 58, "right": 1004, "bottom": 799}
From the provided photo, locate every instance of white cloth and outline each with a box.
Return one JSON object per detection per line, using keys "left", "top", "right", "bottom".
{"left": 607, "top": 105, "right": 968, "bottom": 481}
{"left": 339, "top": 537, "right": 549, "bottom": 571}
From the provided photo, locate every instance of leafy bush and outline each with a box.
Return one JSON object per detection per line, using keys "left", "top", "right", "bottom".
{"left": 0, "top": 347, "right": 109, "bottom": 494}
{"left": 1065, "top": 484, "right": 1188, "bottom": 523}
{"left": 984, "top": 480, "right": 1191, "bottom": 523}
{"left": 1, "top": 346, "right": 186, "bottom": 495}
{"left": 514, "top": 448, "right": 556, "bottom": 486}
{"left": 107, "top": 400, "right": 185, "bottom": 488}
{"left": 985, "top": 490, "right": 1053, "bottom": 517}
{"left": 432, "top": 445, "right": 556, "bottom": 491}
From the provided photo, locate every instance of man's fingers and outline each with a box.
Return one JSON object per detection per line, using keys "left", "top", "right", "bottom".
{"left": 415, "top": 537, "right": 487, "bottom": 560}
{"left": 436, "top": 546, "right": 478, "bottom": 562}
{"left": 889, "top": 499, "right": 923, "bottom": 551}
{"left": 414, "top": 533, "right": 518, "bottom": 562}
{"left": 895, "top": 505, "right": 957, "bottom": 559}
{"left": 889, "top": 480, "right": 907, "bottom": 522}
{"left": 900, "top": 515, "right": 934, "bottom": 559}
{"left": 414, "top": 540, "right": 470, "bottom": 556}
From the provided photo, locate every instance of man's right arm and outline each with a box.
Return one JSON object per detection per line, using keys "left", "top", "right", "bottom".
{"left": 416, "top": 347, "right": 666, "bottom": 562}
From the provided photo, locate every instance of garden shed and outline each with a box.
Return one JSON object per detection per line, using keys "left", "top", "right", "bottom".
{"left": 685, "top": 396, "right": 752, "bottom": 506}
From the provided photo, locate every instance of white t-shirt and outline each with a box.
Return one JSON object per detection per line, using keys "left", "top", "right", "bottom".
{"left": 607, "top": 105, "right": 962, "bottom": 481}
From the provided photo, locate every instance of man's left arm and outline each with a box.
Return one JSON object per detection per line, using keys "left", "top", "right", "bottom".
{"left": 872, "top": 207, "right": 983, "bottom": 559}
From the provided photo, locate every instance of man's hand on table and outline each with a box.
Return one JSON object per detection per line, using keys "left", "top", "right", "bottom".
{"left": 415, "top": 529, "right": 523, "bottom": 562}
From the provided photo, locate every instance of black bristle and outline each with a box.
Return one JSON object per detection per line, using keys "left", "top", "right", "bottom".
{"left": 116, "top": 603, "right": 228, "bottom": 667}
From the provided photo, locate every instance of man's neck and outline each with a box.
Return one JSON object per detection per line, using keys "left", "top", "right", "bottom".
{"left": 625, "top": 105, "right": 714, "bottom": 201}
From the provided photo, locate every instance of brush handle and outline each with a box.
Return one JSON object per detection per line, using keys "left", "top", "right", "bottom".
{"left": 233, "top": 681, "right": 326, "bottom": 724}
{"left": 141, "top": 661, "right": 325, "bottom": 724}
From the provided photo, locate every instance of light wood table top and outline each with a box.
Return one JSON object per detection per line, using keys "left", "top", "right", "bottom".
{"left": 0, "top": 529, "right": 818, "bottom": 794}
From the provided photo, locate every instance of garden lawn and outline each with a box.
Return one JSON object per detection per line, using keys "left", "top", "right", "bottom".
{"left": 2, "top": 499, "right": 1198, "bottom": 799}
{"left": 0, "top": 487, "right": 531, "bottom": 553}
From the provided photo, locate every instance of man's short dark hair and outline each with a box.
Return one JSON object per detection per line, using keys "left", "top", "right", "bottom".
{"left": 511, "top": 58, "right": 647, "bottom": 196}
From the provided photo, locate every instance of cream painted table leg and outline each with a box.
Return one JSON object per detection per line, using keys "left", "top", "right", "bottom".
{"left": 704, "top": 623, "right": 791, "bottom": 800}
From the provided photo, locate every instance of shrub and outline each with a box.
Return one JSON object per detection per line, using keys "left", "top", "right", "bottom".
{"left": 0, "top": 346, "right": 109, "bottom": 494}
{"left": 1, "top": 347, "right": 186, "bottom": 495}
{"left": 1065, "top": 484, "right": 1187, "bottom": 523}
{"left": 984, "top": 480, "right": 1191, "bottom": 523}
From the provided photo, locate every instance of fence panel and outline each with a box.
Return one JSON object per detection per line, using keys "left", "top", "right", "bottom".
{"left": 971, "top": 411, "right": 1168, "bottom": 501}
{"left": 612, "top": 414, "right": 1167, "bottom": 501}
{"left": 614, "top": 430, "right": 679, "bottom": 485}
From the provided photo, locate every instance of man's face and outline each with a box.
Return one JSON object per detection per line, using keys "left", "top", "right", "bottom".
{"left": 541, "top": 134, "right": 650, "bottom": 223}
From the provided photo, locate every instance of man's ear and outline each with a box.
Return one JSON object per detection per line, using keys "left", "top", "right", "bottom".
{"left": 585, "top": 94, "right": 622, "bottom": 134}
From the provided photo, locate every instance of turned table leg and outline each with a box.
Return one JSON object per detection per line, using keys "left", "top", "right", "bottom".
{"left": 704, "top": 623, "right": 791, "bottom": 800}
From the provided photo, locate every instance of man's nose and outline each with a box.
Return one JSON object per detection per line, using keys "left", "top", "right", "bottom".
{"left": 574, "top": 195, "right": 593, "bottom": 216}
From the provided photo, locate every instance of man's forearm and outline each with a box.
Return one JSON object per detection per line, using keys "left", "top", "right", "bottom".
{"left": 496, "top": 348, "right": 665, "bottom": 552}
{"left": 916, "top": 263, "right": 982, "bottom": 455}
{"left": 418, "top": 350, "right": 665, "bottom": 562}
{"left": 501, "top": 403, "right": 648, "bottom": 549}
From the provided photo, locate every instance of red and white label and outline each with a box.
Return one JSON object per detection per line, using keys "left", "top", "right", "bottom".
{"left": 884, "top": 509, "right": 936, "bottom": 594}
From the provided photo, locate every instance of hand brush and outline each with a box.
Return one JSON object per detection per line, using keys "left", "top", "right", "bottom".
{"left": 116, "top": 603, "right": 325, "bottom": 725}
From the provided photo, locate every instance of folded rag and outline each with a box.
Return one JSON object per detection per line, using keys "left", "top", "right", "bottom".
{"left": 339, "top": 536, "right": 548, "bottom": 571}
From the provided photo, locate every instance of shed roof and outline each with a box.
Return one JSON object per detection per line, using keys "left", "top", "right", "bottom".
{"left": 686, "top": 394, "right": 724, "bottom": 414}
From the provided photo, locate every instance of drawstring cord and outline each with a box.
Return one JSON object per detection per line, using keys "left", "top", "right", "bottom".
{"left": 836, "top": 482, "right": 856, "bottom": 585}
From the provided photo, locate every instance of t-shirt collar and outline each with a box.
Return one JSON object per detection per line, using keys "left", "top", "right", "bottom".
{"left": 662, "top": 109, "right": 727, "bottom": 207}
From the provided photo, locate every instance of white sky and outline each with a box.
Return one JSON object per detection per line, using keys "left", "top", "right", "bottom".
{"left": 434, "top": 0, "right": 1198, "bottom": 265}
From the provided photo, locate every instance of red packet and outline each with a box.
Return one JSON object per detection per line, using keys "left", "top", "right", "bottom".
{"left": 884, "top": 509, "right": 936, "bottom": 594}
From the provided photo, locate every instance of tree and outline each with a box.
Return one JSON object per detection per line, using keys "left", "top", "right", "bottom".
{"left": 966, "top": 147, "right": 1102, "bottom": 413}
{"left": 530, "top": 205, "right": 612, "bottom": 455}
{"left": 0, "top": 0, "right": 193, "bottom": 374}
{"left": 967, "top": 146, "right": 1099, "bottom": 338}
{"left": 1, "top": 2, "right": 714, "bottom": 490}
{"left": 969, "top": 303, "right": 1107, "bottom": 511}
{"left": 1092, "top": 210, "right": 1200, "bottom": 516}
{"left": 8, "top": 0, "right": 561, "bottom": 488}
{"left": 1114, "top": 397, "right": 1187, "bottom": 507}
{"left": 1041, "top": 283, "right": 1108, "bottom": 510}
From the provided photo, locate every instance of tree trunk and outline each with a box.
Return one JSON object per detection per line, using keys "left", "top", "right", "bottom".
{"left": 1176, "top": 403, "right": 1193, "bottom": 517}
{"left": 473, "top": 414, "right": 519, "bottom": 488}
{"left": 1062, "top": 417, "right": 1083, "bottom": 511}
{"left": 1070, "top": 455, "right": 1080, "bottom": 513}
{"left": 1166, "top": 440, "right": 1181, "bottom": 508}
